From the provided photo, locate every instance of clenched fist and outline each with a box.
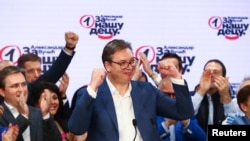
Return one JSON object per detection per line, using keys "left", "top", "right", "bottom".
{"left": 65, "top": 31, "right": 79, "bottom": 48}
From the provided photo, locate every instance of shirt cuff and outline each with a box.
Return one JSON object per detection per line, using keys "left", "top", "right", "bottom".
{"left": 192, "top": 93, "right": 204, "bottom": 114}
{"left": 181, "top": 119, "right": 191, "bottom": 134}
{"left": 62, "top": 99, "right": 68, "bottom": 105}
{"left": 63, "top": 48, "right": 74, "bottom": 56}
{"left": 162, "top": 121, "right": 170, "bottom": 133}
{"left": 43, "top": 113, "right": 50, "bottom": 120}
{"left": 161, "top": 121, "right": 170, "bottom": 138}
{"left": 170, "top": 78, "right": 185, "bottom": 85}
{"left": 152, "top": 75, "right": 162, "bottom": 86}
{"left": 87, "top": 86, "right": 97, "bottom": 98}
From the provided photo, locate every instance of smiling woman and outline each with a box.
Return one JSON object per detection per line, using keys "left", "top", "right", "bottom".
{"left": 30, "top": 81, "right": 70, "bottom": 140}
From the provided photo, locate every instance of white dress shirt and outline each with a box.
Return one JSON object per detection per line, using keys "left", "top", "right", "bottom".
{"left": 87, "top": 77, "right": 143, "bottom": 141}
{"left": 192, "top": 92, "right": 236, "bottom": 124}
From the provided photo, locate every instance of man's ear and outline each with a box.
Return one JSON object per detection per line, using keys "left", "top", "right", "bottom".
{"left": 104, "top": 61, "right": 111, "bottom": 73}
{"left": 0, "top": 89, "right": 5, "bottom": 98}
{"left": 240, "top": 103, "right": 247, "bottom": 113}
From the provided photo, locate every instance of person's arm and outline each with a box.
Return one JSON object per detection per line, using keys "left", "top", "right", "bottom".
{"left": 180, "top": 118, "right": 206, "bottom": 141}
{"left": 33, "top": 32, "right": 78, "bottom": 84}
{"left": 156, "top": 81, "right": 194, "bottom": 120}
{"left": 156, "top": 116, "right": 170, "bottom": 140}
{"left": 15, "top": 95, "right": 30, "bottom": 132}
{"left": 191, "top": 70, "right": 212, "bottom": 115}
{"left": 215, "top": 76, "right": 232, "bottom": 104}
{"left": 58, "top": 73, "right": 69, "bottom": 104}
{"left": 43, "top": 116, "right": 62, "bottom": 141}
{"left": 68, "top": 68, "right": 106, "bottom": 135}
{"left": 139, "top": 52, "right": 162, "bottom": 85}
{"left": 223, "top": 99, "right": 237, "bottom": 116}
{"left": 1, "top": 123, "right": 19, "bottom": 141}
{"left": 149, "top": 72, "right": 162, "bottom": 86}
{"left": 191, "top": 92, "right": 204, "bottom": 115}
{"left": 68, "top": 87, "right": 94, "bottom": 135}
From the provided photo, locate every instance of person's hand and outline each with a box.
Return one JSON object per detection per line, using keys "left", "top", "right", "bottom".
{"left": 59, "top": 72, "right": 69, "bottom": 99}
{"left": 1, "top": 123, "right": 19, "bottom": 141}
{"left": 65, "top": 31, "right": 79, "bottom": 48}
{"left": 196, "top": 70, "right": 212, "bottom": 96}
{"left": 181, "top": 119, "right": 190, "bottom": 127}
{"left": 0, "top": 105, "right": 4, "bottom": 117}
{"left": 214, "top": 76, "right": 231, "bottom": 103}
{"left": 16, "top": 94, "right": 29, "bottom": 117}
{"left": 164, "top": 118, "right": 177, "bottom": 128}
{"left": 139, "top": 52, "right": 153, "bottom": 75}
{"left": 131, "top": 59, "right": 143, "bottom": 81}
{"left": 157, "top": 61, "right": 182, "bottom": 79}
{"left": 89, "top": 69, "right": 107, "bottom": 92}
{"left": 39, "top": 89, "right": 52, "bottom": 117}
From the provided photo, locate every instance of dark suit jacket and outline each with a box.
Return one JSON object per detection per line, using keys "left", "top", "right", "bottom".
{"left": 0, "top": 103, "right": 61, "bottom": 141}
{"left": 68, "top": 79, "right": 194, "bottom": 141}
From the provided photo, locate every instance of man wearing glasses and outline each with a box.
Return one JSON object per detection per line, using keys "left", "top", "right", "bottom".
{"left": 68, "top": 39, "right": 194, "bottom": 141}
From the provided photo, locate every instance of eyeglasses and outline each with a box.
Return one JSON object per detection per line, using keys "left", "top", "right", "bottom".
{"left": 110, "top": 57, "right": 138, "bottom": 70}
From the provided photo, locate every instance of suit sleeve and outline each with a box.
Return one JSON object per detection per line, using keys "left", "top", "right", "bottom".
{"left": 68, "top": 88, "right": 94, "bottom": 135}
{"left": 34, "top": 49, "right": 75, "bottom": 84}
{"left": 27, "top": 50, "right": 75, "bottom": 105}
{"left": 156, "top": 80, "right": 194, "bottom": 120}
{"left": 176, "top": 117, "right": 206, "bottom": 141}
{"left": 43, "top": 116, "right": 62, "bottom": 141}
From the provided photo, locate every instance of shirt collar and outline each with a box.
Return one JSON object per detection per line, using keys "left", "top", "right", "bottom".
{"left": 106, "top": 76, "right": 132, "bottom": 97}
{"left": 4, "top": 101, "right": 19, "bottom": 118}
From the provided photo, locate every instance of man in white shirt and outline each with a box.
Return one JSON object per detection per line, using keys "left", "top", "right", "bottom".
{"left": 190, "top": 59, "right": 235, "bottom": 132}
{"left": 68, "top": 39, "right": 194, "bottom": 141}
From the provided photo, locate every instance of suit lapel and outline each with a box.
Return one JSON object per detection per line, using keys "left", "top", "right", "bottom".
{"left": 130, "top": 82, "right": 143, "bottom": 120}
{"left": 98, "top": 80, "right": 145, "bottom": 130}
{"left": 2, "top": 103, "right": 17, "bottom": 124}
{"left": 99, "top": 80, "right": 118, "bottom": 130}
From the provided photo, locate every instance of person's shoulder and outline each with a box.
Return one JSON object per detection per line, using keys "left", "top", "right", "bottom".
{"left": 229, "top": 115, "right": 247, "bottom": 125}
{"left": 71, "top": 85, "right": 88, "bottom": 110}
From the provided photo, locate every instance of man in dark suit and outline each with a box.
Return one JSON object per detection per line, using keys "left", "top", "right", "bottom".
{"left": 0, "top": 66, "right": 61, "bottom": 141}
{"left": 68, "top": 39, "right": 194, "bottom": 141}
{"left": 0, "top": 31, "right": 79, "bottom": 106}
{"left": 17, "top": 31, "right": 78, "bottom": 105}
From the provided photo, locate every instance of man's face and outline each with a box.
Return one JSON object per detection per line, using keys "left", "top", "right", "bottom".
{"left": 105, "top": 48, "right": 136, "bottom": 84}
{"left": 204, "top": 62, "right": 223, "bottom": 88}
{"left": 23, "top": 61, "right": 42, "bottom": 83}
{"left": 0, "top": 72, "right": 28, "bottom": 108}
{"left": 240, "top": 97, "right": 250, "bottom": 117}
